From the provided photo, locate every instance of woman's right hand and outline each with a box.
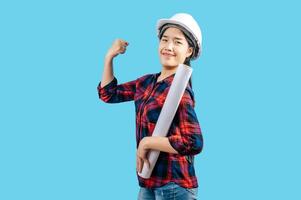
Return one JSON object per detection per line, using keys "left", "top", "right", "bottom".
{"left": 106, "top": 39, "right": 129, "bottom": 59}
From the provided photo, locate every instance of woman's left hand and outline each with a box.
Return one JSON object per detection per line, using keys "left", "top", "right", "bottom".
{"left": 136, "top": 137, "right": 150, "bottom": 173}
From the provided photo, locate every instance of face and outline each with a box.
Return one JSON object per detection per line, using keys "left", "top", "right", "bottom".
{"left": 158, "top": 27, "right": 193, "bottom": 68}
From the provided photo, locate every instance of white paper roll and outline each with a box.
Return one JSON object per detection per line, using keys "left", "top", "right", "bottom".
{"left": 138, "top": 64, "right": 193, "bottom": 179}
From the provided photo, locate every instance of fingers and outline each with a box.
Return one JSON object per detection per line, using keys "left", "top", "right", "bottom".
{"left": 136, "top": 146, "right": 150, "bottom": 173}
{"left": 143, "top": 158, "right": 150, "bottom": 170}
{"left": 119, "top": 47, "right": 126, "bottom": 54}
{"left": 136, "top": 157, "right": 150, "bottom": 173}
{"left": 136, "top": 155, "right": 139, "bottom": 172}
{"left": 108, "top": 39, "right": 129, "bottom": 57}
{"left": 116, "top": 39, "right": 129, "bottom": 49}
{"left": 136, "top": 156, "right": 142, "bottom": 173}
{"left": 119, "top": 39, "right": 129, "bottom": 47}
{"left": 138, "top": 159, "right": 150, "bottom": 173}
{"left": 117, "top": 39, "right": 128, "bottom": 54}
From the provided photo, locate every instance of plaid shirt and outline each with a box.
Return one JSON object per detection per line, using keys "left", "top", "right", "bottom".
{"left": 97, "top": 72, "right": 203, "bottom": 189}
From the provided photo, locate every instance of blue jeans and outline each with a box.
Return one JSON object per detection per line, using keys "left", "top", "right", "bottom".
{"left": 138, "top": 182, "right": 198, "bottom": 200}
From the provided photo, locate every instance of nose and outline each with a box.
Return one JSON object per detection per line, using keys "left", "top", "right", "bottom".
{"left": 165, "top": 41, "right": 174, "bottom": 51}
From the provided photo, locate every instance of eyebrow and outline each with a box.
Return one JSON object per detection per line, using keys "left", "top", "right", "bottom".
{"left": 162, "top": 35, "right": 184, "bottom": 40}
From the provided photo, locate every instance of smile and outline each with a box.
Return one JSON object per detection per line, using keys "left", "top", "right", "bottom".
{"left": 161, "top": 52, "right": 176, "bottom": 57}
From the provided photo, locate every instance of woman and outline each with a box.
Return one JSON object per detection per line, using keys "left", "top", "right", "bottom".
{"left": 98, "top": 13, "right": 203, "bottom": 200}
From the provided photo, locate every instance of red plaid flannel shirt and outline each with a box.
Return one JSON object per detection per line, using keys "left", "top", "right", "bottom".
{"left": 97, "top": 72, "right": 203, "bottom": 189}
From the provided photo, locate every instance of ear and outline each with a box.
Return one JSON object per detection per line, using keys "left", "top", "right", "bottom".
{"left": 186, "top": 47, "right": 193, "bottom": 58}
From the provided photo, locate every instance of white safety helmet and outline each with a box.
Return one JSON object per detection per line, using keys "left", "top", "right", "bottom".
{"left": 157, "top": 13, "right": 202, "bottom": 59}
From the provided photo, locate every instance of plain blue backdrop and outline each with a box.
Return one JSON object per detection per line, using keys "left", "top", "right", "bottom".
{"left": 0, "top": 0, "right": 300, "bottom": 199}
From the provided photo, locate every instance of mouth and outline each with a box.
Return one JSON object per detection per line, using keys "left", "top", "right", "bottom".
{"left": 161, "top": 52, "right": 176, "bottom": 57}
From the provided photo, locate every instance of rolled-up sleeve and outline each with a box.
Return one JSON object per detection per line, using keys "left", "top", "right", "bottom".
{"left": 97, "top": 77, "right": 136, "bottom": 103}
{"left": 168, "top": 97, "right": 203, "bottom": 156}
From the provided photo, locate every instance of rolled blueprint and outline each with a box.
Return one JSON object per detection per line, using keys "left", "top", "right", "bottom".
{"left": 138, "top": 64, "right": 193, "bottom": 179}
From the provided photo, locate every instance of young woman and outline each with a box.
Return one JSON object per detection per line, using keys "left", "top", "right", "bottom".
{"left": 98, "top": 13, "right": 203, "bottom": 200}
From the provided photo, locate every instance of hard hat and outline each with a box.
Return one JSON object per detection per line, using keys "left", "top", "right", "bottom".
{"left": 157, "top": 13, "right": 202, "bottom": 59}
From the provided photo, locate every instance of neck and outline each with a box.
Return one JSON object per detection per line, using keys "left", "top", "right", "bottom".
{"left": 160, "top": 65, "right": 178, "bottom": 78}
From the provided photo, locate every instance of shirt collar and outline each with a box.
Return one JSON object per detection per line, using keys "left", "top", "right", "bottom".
{"left": 154, "top": 72, "right": 176, "bottom": 84}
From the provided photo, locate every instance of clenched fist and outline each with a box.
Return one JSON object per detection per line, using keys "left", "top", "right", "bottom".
{"left": 106, "top": 39, "right": 129, "bottom": 58}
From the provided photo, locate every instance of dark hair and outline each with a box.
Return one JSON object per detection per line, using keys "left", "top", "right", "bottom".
{"left": 183, "top": 34, "right": 193, "bottom": 95}
{"left": 182, "top": 33, "right": 193, "bottom": 92}
{"left": 159, "top": 25, "right": 195, "bottom": 105}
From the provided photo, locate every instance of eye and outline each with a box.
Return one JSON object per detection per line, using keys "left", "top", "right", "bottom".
{"left": 161, "top": 38, "right": 168, "bottom": 42}
{"left": 175, "top": 41, "right": 182, "bottom": 45}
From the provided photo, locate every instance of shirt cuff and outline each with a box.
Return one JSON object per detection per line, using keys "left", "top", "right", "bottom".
{"left": 168, "top": 135, "right": 188, "bottom": 155}
{"left": 98, "top": 77, "right": 117, "bottom": 92}
{"left": 168, "top": 134, "right": 203, "bottom": 156}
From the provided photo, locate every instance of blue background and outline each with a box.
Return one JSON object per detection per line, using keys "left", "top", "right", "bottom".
{"left": 0, "top": 0, "right": 300, "bottom": 199}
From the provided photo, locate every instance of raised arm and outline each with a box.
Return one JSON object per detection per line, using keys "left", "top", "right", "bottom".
{"left": 101, "top": 39, "right": 129, "bottom": 88}
{"left": 98, "top": 39, "right": 137, "bottom": 103}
